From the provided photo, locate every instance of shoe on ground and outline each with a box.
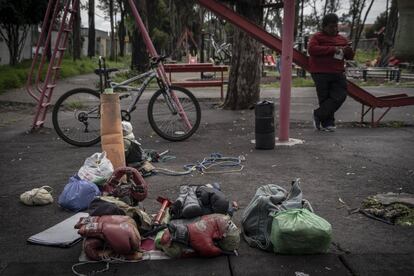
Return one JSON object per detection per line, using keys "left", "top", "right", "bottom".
{"left": 312, "top": 112, "right": 321, "bottom": 130}
{"left": 321, "top": 125, "right": 336, "bottom": 132}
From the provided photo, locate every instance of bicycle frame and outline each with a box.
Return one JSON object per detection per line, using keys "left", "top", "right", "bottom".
{"left": 109, "top": 69, "right": 158, "bottom": 115}
{"left": 108, "top": 68, "right": 186, "bottom": 128}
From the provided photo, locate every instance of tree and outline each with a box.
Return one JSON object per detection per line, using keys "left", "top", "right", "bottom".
{"left": 0, "top": 0, "right": 48, "bottom": 65}
{"left": 352, "top": 0, "right": 375, "bottom": 50}
{"left": 98, "top": 0, "right": 117, "bottom": 60}
{"left": 129, "top": 0, "right": 150, "bottom": 71}
{"left": 72, "top": 0, "right": 82, "bottom": 60}
{"left": 127, "top": 0, "right": 171, "bottom": 71}
{"left": 169, "top": 0, "right": 198, "bottom": 60}
{"left": 305, "top": 0, "right": 341, "bottom": 32}
{"left": 116, "top": 0, "right": 126, "bottom": 57}
{"left": 379, "top": 0, "right": 398, "bottom": 66}
{"left": 343, "top": 0, "right": 375, "bottom": 51}
{"left": 364, "top": 11, "right": 387, "bottom": 39}
{"left": 222, "top": 0, "right": 263, "bottom": 110}
{"left": 88, "top": 0, "right": 96, "bottom": 58}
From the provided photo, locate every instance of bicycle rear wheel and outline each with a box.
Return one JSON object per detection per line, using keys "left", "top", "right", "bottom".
{"left": 147, "top": 86, "right": 201, "bottom": 141}
{"left": 52, "top": 88, "right": 101, "bottom": 147}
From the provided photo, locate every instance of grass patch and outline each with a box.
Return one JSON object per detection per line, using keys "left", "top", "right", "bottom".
{"left": 354, "top": 49, "right": 379, "bottom": 65}
{"left": 0, "top": 56, "right": 130, "bottom": 93}
{"left": 261, "top": 77, "right": 315, "bottom": 88}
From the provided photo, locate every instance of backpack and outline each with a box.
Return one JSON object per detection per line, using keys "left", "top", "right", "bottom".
{"left": 241, "top": 179, "right": 312, "bottom": 251}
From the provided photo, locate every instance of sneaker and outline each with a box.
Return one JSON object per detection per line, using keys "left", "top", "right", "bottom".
{"left": 312, "top": 111, "right": 321, "bottom": 130}
{"left": 321, "top": 125, "right": 336, "bottom": 132}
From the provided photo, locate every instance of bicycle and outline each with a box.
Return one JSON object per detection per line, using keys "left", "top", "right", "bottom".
{"left": 209, "top": 35, "right": 232, "bottom": 65}
{"left": 52, "top": 56, "right": 201, "bottom": 147}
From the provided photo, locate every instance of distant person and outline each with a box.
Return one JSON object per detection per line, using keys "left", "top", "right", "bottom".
{"left": 308, "top": 13, "right": 354, "bottom": 131}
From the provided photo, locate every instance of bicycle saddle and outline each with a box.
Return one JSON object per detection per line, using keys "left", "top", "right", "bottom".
{"left": 150, "top": 55, "right": 169, "bottom": 66}
{"left": 94, "top": 68, "right": 119, "bottom": 75}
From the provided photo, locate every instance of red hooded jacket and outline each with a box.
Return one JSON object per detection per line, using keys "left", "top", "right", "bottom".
{"left": 308, "top": 32, "right": 354, "bottom": 73}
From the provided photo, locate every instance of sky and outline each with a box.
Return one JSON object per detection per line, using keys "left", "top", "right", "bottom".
{"left": 80, "top": 0, "right": 389, "bottom": 32}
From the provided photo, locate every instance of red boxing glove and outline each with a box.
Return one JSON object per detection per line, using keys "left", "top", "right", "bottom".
{"left": 78, "top": 222, "right": 141, "bottom": 255}
{"left": 83, "top": 238, "right": 113, "bottom": 260}
{"left": 187, "top": 214, "right": 229, "bottom": 257}
{"left": 75, "top": 215, "right": 136, "bottom": 229}
{"left": 84, "top": 238, "right": 142, "bottom": 261}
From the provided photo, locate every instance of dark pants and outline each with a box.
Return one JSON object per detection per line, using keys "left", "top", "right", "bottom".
{"left": 311, "top": 73, "right": 347, "bottom": 127}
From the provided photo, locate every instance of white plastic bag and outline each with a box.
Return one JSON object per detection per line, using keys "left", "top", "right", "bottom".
{"left": 77, "top": 152, "right": 114, "bottom": 186}
{"left": 20, "top": 186, "right": 54, "bottom": 206}
{"left": 122, "top": 121, "right": 135, "bottom": 140}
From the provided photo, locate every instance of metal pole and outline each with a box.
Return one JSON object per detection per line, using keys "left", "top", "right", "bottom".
{"left": 278, "top": 0, "right": 295, "bottom": 142}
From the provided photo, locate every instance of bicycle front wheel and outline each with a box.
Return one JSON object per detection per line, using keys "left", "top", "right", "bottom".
{"left": 52, "top": 88, "right": 101, "bottom": 147}
{"left": 147, "top": 86, "right": 201, "bottom": 141}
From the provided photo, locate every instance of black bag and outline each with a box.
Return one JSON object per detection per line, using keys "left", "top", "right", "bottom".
{"left": 124, "top": 138, "right": 145, "bottom": 165}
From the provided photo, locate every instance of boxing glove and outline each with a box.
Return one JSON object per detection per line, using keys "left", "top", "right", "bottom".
{"left": 83, "top": 238, "right": 113, "bottom": 261}
{"left": 160, "top": 223, "right": 189, "bottom": 247}
{"left": 78, "top": 222, "right": 141, "bottom": 254}
{"left": 187, "top": 214, "right": 229, "bottom": 257}
{"left": 75, "top": 215, "right": 136, "bottom": 229}
{"left": 84, "top": 238, "right": 142, "bottom": 261}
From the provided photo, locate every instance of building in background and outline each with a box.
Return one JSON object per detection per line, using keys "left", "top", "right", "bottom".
{"left": 0, "top": 26, "right": 130, "bottom": 65}
{"left": 0, "top": 26, "right": 37, "bottom": 65}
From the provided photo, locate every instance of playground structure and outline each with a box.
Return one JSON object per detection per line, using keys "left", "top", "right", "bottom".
{"left": 197, "top": 0, "right": 414, "bottom": 128}
{"left": 27, "top": 0, "right": 414, "bottom": 134}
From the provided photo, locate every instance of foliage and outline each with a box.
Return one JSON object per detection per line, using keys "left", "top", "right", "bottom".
{"left": 0, "top": 0, "right": 48, "bottom": 65}
{"left": 342, "top": 0, "right": 375, "bottom": 50}
{"left": 353, "top": 49, "right": 379, "bottom": 64}
{"left": 0, "top": 0, "right": 47, "bottom": 25}
{"left": 0, "top": 57, "right": 130, "bottom": 93}
{"left": 303, "top": 0, "right": 342, "bottom": 33}
{"left": 364, "top": 11, "right": 387, "bottom": 39}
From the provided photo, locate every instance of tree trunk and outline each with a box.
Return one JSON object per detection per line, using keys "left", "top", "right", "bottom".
{"left": 0, "top": 24, "right": 29, "bottom": 65}
{"left": 117, "top": 0, "right": 126, "bottom": 57}
{"left": 73, "top": 0, "right": 81, "bottom": 60}
{"left": 109, "top": 0, "right": 115, "bottom": 60}
{"left": 131, "top": 0, "right": 149, "bottom": 71}
{"left": 379, "top": 0, "right": 398, "bottom": 66}
{"left": 354, "top": 0, "right": 374, "bottom": 50}
{"left": 88, "top": 0, "right": 96, "bottom": 58}
{"left": 223, "top": 2, "right": 263, "bottom": 110}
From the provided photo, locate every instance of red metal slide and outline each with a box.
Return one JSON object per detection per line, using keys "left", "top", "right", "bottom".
{"left": 197, "top": 0, "right": 414, "bottom": 126}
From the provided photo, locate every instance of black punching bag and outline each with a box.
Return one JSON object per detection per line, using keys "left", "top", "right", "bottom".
{"left": 255, "top": 100, "right": 275, "bottom": 149}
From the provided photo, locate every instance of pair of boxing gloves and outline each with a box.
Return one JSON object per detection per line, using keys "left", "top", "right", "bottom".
{"left": 75, "top": 215, "right": 141, "bottom": 260}
{"left": 160, "top": 214, "right": 229, "bottom": 257}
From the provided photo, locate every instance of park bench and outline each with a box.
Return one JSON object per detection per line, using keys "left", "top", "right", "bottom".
{"left": 164, "top": 63, "right": 228, "bottom": 100}
{"left": 346, "top": 67, "right": 402, "bottom": 82}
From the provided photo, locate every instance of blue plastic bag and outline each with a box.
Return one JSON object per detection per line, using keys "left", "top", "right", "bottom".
{"left": 58, "top": 175, "right": 101, "bottom": 212}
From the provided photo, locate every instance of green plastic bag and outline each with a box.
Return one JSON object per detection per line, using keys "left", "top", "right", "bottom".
{"left": 270, "top": 208, "right": 332, "bottom": 254}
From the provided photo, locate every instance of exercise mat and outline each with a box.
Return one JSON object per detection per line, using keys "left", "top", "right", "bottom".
{"left": 27, "top": 212, "right": 88, "bottom": 247}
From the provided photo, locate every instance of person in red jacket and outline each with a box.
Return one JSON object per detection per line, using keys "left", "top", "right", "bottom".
{"left": 308, "top": 13, "right": 354, "bottom": 131}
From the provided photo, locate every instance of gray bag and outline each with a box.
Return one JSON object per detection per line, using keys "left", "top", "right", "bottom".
{"left": 241, "top": 179, "right": 312, "bottom": 251}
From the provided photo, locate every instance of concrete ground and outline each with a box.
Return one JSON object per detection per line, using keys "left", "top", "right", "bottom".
{"left": 0, "top": 73, "right": 413, "bottom": 276}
